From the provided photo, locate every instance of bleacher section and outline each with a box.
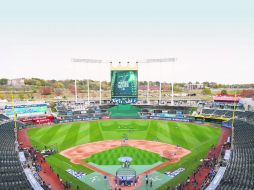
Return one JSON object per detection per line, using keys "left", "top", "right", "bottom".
{"left": 200, "top": 109, "right": 254, "bottom": 120}
{"left": 55, "top": 102, "right": 109, "bottom": 123}
{"left": 0, "top": 121, "right": 32, "bottom": 190}
{"left": 200, "top": 108, "right": 254, "bottom": 189}
{"left": 217, "top": 120, "right": 254, "bottom": 190}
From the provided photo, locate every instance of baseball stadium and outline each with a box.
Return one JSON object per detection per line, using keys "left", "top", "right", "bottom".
{"left": 1, "top": 1, "right": 254, "bottom": 190}
{"left": 1, "top": 60, "right": 254, "bottom": 190}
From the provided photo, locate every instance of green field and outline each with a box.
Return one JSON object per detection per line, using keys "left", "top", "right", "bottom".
{"left": 85, "top": 146, "right": 167, "bottom": 165}
{"left": 27, "top": 120, "right": 221, "bottom": 190}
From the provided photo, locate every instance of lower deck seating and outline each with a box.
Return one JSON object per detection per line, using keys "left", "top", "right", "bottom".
{"left": 0, "top": 121, "right": 32, "bottom": 190}
{"left": 201, "top": 108, "right": 254, "bottom": 120}
{"left": 217, "top": 120, "right": 254, "bottom": 190}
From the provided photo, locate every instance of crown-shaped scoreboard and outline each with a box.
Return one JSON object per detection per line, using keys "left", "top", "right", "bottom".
{"left": 111, "top": 63, "right": 138, "bottom": 104}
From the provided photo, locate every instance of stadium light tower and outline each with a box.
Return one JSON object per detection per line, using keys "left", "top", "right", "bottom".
{"left": 72, "top": 57, "right": 176, "bottom": 105}
{"left": 137, "top": 58, "right": 177, "bottom": 105}
{"left": 71, "top": 58, "right": 111, "bottom": 104}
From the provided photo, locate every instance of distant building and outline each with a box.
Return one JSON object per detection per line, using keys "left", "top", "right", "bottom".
{"left": 8, "top": 78, "right": 25, "bottom": 87}
{"left": 184, "top": 83, "right": 204, "bottom": 90}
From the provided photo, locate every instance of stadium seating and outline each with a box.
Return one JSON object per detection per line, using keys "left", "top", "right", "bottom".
{"left": 217, "top": 120, "right": 254, "bottom": 190}
{"left": 0, "top": 114, "right": 10, "bottom": 122}
{"left": 0, "top": 121, "right": 32, "bottom": 190}
{"left": 201, "top": 108, "right": 254, "bottom": 120}
{"left": 200, "top": 108, "right": 254, "bottom": 189}
{"left": 213, "top": 110, "right": 227, "bottom": 117}
{"left": 202, "top": 109, "right": 216, "bottom": 115}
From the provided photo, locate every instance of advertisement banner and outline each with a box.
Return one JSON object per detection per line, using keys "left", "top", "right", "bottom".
{"left": 66, "top": 169, "right": 86, "bottom": 180}
{"left": 164, "top": 168, "right": 185, "bottom": 178}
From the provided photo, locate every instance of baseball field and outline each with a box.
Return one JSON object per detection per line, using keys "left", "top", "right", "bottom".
{"left": 27, "top": 120, "right": 221, "bottom": 190}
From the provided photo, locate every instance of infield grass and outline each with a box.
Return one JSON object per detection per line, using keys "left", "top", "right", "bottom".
{"left": 85, "top": 146, "right": 167, "bottom": 165}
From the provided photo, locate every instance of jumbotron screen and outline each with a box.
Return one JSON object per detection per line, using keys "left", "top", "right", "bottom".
{"left": 4, "top": 104, "right": 47, "bottom": 117}
{"left": 111, "top": 70, "right": 138, "bottom": 102}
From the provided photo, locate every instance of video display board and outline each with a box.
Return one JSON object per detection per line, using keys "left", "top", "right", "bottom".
{"left": 4, "top": 104, "right": 48, "bottom": 117}
{"left": 111, "top": 70, "right": 138, "bottom": 103}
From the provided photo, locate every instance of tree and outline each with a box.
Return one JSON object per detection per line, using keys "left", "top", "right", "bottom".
{"left": 0, "top": 93, "right": 4, "bottom": 99}
{"left": 40, "top": 86, "right": 52, "bottom": 95}
{"left": 69, "top": 85, "right": 76, "bottom": 94}
{"left": 35, "top": 80, "right": 42, "bottom": 86}
{"left": 24, "top": 79, "right": 32, "bottom": 85}
{"left": 101, "top": 81, "right": 110, "bottom": 90}
{"left": 54, "top": 82, "right": 64, "bottom": 88}
{"left": 155, "top": 81, "right": 160, "bottom": 86}
{"left": 49, "top": 101, "right": 56, "bottom": 112}
{"left": 202, "top": 88, "right": 212, "bottom": 95}
{"left": 221, "top": 89, "right": 228, "bottom": 95}
{"left": 202, "top": 81, "right": 209, "bottom": 88}
{"left": 0, "top": 78, "right": 8, "bottom": 85}
{"left": 18, "top": 93, "right": 25, "bottom": 100}
{"left": 54, "top": 88, "right": 63, "bottom": 96}
{"left": 240, "top": 90, "right": 254, "bottom": 98}
{"left": 27, "top": 93, "right": 33, "bottom": 100}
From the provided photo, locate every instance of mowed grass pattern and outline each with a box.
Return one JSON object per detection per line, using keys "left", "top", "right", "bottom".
{"left": 85, "top": 146, "right": 166, "bottom": 165}
{"left": 28, "top": 122, "right": 91, "bottom": 150}
{"left": 27, "top": 120, "right": 221, "bottom": 190}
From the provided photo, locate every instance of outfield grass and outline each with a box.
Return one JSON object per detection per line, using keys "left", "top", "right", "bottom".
{"left": 27, "top": 120, "right": 221, "bottom": 190}
{"left": 85, "top": 146, "right": 166, "bottom": 165}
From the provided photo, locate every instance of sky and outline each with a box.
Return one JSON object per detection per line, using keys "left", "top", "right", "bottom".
{"left": 0, "top": 0, "right": 253, "bottom": 84}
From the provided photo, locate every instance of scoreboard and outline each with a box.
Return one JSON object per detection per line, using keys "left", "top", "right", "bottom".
{"left": 4, "top": 104, "right": 48, "bottom": 117}
{"left": 111, "top": 70, "right": 138, "bottom": 104}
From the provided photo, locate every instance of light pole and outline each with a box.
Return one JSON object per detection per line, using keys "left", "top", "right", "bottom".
{"left": 99, "top": 80, "right": 102, "bottom": 105}
{"left": 171, "top": 81, "right": 174, "bottom": 106}
{"left": 147, "top": 81, "right": 150, "bottom": 104}
{"left": 137, "top": 58, "right": 177, "bottom": 106}
{"left": 87, "top": 79, "right": 90, "bottom": 105}
{"left": 159, "top": 82, "right": 162, "bottom": 105}
{"left": 71, "top": 57, "right": 177, "bottom": 105}
{"left": 74, "top": 79, "right": 78, "bottom": 103}
{"left": 171, "top": 62, "right": 175, "bottom": 106}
